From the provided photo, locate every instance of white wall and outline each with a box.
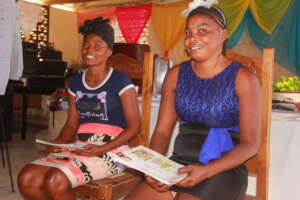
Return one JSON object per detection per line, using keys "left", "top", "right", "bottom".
{"left": 49, "top": 7, "right": 81, "bottom": 67}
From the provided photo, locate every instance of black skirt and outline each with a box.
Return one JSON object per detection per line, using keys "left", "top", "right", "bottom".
{"left": 169, "top": 123, "right": 248, "bottom": 200}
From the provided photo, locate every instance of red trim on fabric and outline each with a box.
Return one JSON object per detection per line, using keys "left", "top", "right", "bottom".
{"left": 77, "top": 123, "right": 124, "bottom": 136}
{"left": 164, "top": 50, "right": 169, "bottom": 58}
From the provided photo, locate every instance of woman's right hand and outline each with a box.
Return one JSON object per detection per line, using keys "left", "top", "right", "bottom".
{"left": 145, "top": 175, "right": 171, "bottom": 192}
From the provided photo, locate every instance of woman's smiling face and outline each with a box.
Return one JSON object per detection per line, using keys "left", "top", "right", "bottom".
{"left": 81, "top": 33, "right": 112, "bottom": 68}
{"left": 184, "top": 14, "right": 227, "bottom": 61}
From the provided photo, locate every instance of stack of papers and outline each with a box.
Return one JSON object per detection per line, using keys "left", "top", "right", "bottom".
{"left": 35, "top": 139, "right": 87, "bottom": 149}
{"left": 272, "top": 102, "right": 297, "bottom": 112}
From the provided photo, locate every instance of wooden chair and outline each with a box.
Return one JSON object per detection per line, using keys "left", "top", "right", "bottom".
{"left": 225, "top": 48, "right": 275, "bottom": 200}
{"left": 73, "top": 48, "right": 155, "bottom": 200}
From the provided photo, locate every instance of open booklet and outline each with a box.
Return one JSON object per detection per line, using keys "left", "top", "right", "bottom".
{"left": 35, "top": 139, "right": 87, "bottom": 149}
{"left": 108, "top": 145, "right": 187, "bottom": 185}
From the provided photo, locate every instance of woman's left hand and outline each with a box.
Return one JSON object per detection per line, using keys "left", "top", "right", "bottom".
{"left": 71, "top": 144, "right": 105, "bottom": 157}
{"left": 176, "top": 164, "right": 209, "bottom": 188}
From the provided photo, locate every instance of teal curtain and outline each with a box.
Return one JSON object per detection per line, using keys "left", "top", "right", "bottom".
{"left": 288, "top": 0, "right": 300, "bottom": 73}
{"left": 227, "top": 0, "right": 300, "bottom": 75}
{"left": 227, "top": 12, "right": 248, "bottom": 49}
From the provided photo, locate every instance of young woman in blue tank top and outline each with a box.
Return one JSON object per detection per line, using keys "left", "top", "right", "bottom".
{"left": 126, "top": 1, "right": 262, "bottom": 200}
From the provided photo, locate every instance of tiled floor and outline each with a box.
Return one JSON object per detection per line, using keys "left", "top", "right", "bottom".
{"left": 0, "top": 111, "right": 48, "bottom": 200}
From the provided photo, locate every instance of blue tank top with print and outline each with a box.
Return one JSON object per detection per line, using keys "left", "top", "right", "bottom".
{"left": 175, "top": 60, "right": 242, "bottom": 128}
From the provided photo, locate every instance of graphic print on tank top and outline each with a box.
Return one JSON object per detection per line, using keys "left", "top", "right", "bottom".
{"left": 76, "top": 90, "right": 109, "bottom": 121}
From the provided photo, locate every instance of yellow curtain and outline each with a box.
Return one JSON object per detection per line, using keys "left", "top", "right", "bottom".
{"left": 152, "top": 1, "right": 188, "bottom": 58}
{"left": 249, "top": 0, "right": 292, "bottom": 34}
{"left": 218, "top": 0, "right": 249, "bottom": 37}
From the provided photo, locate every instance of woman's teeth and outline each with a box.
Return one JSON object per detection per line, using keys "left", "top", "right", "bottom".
{"left": 86, "top": 55, "right": 96, "bottom": 59}
{"left": 191, "top": 46, "right": 203, "bottom": 50}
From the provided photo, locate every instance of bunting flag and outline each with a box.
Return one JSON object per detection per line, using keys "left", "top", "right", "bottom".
{"left": 116, "top": 4, "right": 152, "bottom": 43}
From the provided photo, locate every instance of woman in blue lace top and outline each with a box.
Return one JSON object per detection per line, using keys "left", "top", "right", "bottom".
{"left": 126, "top": 2, "right": 262, "bottom": 200}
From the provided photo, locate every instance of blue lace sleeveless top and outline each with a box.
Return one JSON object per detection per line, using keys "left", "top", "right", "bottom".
{"left": 175, "top": 60, "right": 242, "bottom": 128}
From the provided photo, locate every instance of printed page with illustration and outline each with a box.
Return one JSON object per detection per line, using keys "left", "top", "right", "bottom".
{"left": 108, "top": 145, "right": 187, "bottom": 185}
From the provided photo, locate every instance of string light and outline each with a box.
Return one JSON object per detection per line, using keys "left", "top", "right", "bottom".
{"left": 115, "top": 22, "right": 149, "bottom": 44}
{"left": 28, "top": 5, "right": 49, "bottom": 61}
{"left": 137, "top": 23, "right": 149, "bottom": 44}
{"left": 118, "top": 31, "right": 126, "bottom": 43}
{"left": 113, "top": 21, "right": 126, "bottom": 43}
{"left": 20, "top": 29, "right": 25, "bottom": 41}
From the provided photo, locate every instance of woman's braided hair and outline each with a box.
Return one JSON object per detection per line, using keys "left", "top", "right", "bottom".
{"left": 187, "top": 6, "right": 227, "bottom": 29}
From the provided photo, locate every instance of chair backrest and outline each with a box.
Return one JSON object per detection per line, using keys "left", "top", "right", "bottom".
{"left": 225, "top": 48, "right": 274, "bottom": 200}
{"left": 106, "top": 48, "right": 154, "bottom": 147}
{"left": 111, "top": 43, "right": 151, "bottom": 92}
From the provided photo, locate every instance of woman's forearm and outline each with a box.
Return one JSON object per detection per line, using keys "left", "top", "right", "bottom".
{"left": 53, "top": 123, "right": 79, "bottom": 143}
{"left": 204, "top": 141, "right": 259, "bottom": 178}
{"left": 150, "top": 131, "right": 172, "bottom": 155}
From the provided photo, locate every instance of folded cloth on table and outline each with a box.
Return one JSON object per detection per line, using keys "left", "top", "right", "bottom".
{"left": 272, "top": 103, "right": 297, "bottom": 112}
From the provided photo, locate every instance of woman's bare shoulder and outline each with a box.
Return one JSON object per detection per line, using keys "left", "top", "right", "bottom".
{"left": 164, "top": 63, "right": 182, "bottom": 83}
{"left": 168, "top": 63, "right": 181, "bottom": 74}
{"left": 236, "top": 66, "right": 261, "bottom": 94}
{"left": 237, "top": 66, "right": 259, "bottom": 83}
{"left": 161, "top": 63, "right": 182, "bottom": 91}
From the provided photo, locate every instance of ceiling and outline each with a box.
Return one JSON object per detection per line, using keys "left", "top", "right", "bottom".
{"left": 42, "top": 0, "right": 188, "bottom": 11}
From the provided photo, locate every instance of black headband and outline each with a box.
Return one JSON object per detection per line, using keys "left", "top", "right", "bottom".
{"left": 79, "top": 17, "right": 114, "bottom": 50}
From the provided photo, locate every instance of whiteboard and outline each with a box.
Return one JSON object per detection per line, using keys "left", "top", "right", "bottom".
{"left": 0, "top": 0, "right": 23, "bottom": 95}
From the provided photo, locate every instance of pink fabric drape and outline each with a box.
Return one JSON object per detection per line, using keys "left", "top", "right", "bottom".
{"left": 116, "top": 4, "right": 152, "bottom": 43}
{"left": 77, "top": 7, "right": 116, "bottom": 27}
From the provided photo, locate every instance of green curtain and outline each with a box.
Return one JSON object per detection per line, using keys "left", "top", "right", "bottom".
{"left": 249, "top": 0, "right": 292, "bottom": 34}
{"left": 218, "top": 0, "right": 292, "bottom": 35}
{"left": 227, "top": 12, "right": 248, "bottom": 48}
{"left": 288, "top": 0, "right": 300, "bottom": 74}
{"left": 218, "top": 0, "right": 248, "bottom": 37}
{"left": 248, "top": 0, "right": 300, "bottom": 75}
{"left": 227, "top": 0, "right": 300, "bottom": 75}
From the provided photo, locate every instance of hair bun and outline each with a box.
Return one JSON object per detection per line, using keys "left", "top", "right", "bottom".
{"left": 79, "top": 17, "right": 114, "bottom": 50}
{"left": 79, "top": 17, "right": 110, "bottom": 35}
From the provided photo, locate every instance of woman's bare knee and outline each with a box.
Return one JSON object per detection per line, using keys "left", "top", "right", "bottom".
{"left": 125, "top": 182, "right": 173, "bottom": 200}
{"left": 17, "top": 164, "right": 51, "bottom": 200}
{"left": 44, "top": 168, "right": 72, "bottom": 196}
{"left": 174, "top": 192, "right": 201, "bottom": 200}
{"left": 18, "top": 164, "right": 48, "bottom": 190}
